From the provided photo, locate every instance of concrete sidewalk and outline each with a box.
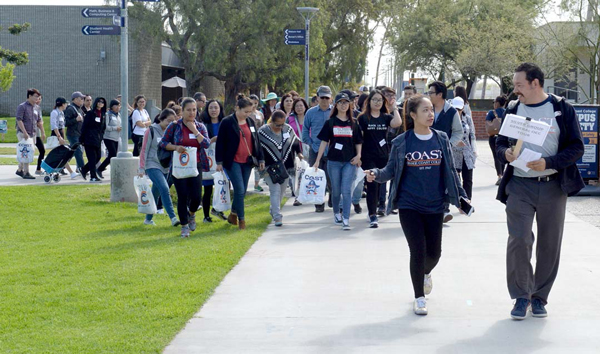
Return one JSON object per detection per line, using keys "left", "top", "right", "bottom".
{"left": 164, "top": 143, "right": 600, "bottom": 353}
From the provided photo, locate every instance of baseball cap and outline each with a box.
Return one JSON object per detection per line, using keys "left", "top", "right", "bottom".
{"left": 71, "top": 91, "right": 85, "bottom": 100}
{"left": 317, "top": 86, "right": 332, "bottom": 98}
{"left": 55, "top": 97, "right": 67, "bottom": 106}
{"left": 334, "top": 92, "right": 350, "bottom": 104}
{"left": 451, "top": 97, "right": 465, "bottom": 110}
{"left": 340, "top": 89, "right": 358, "bottom": 100}
{"left": 359, "top": 85, "right": 370, "bottom": 93}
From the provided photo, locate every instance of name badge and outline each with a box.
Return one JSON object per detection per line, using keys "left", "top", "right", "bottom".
{"left": 95, "top": 117, "right": 101, "bottom": 123}
{"left": 283, "top": 132, "right": 290, "bottom": 139}
{"left": 250, "top": 126, "right": 256, "bottom": 133}
{"left": 335, "top": 143, "right": 343, "bottom": 150}
{"left": 379, "top": 139, "right": 386, "bottom": 147}
{"left": 189, "top": 133, "right": 196, "bottom": 139}
{"left": 157, "top": 138, "right": 161, "bottom": 143}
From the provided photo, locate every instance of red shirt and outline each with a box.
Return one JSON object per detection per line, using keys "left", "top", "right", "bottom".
{"left": 234, "top": 123, "right": 253, "bottom": 164}
{"left": 181, "top": 125, "right": 201, "bottom": 149}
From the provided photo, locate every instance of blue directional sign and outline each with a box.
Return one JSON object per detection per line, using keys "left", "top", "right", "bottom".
{"left": 82, "top": 25, "right": 121, "bottom": 36}
{"left": 285, "top": 29, "right": 306, "bottom": 45}
{"left": 82, "top": 7, "right": 120, "bottom": 18}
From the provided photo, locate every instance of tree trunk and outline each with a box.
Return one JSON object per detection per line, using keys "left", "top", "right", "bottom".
{"left": 465, "top": 77, "right": 475, "bottom": 98}
{"left": 374, "top": 19, "right": 391, "bottom": 88}
{"left": 481, "top": 75, "right": 488, "bottom": 99}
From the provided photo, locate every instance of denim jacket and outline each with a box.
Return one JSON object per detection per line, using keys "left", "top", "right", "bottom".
{"left": 373, "top": 129, "right": 468, "bottom": 215}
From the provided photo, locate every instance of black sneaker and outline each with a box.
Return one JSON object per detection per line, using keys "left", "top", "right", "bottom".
{"left": 97, "top": 170, "right": 104, "bottom": 179}
{"left": 59, "top": 169, "right": 68, "bottom": 176}
{"left": 315, "top": 204, "right": 325, "bottom": 213}
{"left": 210, "top": 208, "right": 227, "bottom": 220}
{"left": 89, "top": 177, "right": 102, "bottom": 183}
{"left": 78, "top": 167, "right": 87, "bottom": 181}
{"left": 327, "top": 198, "right": 332, "bottom": 208}
{"left": 510, "top": 298, "right": 530, "bottom": 320}
{"left": 369, "top": 215, "right": 379, "bottom": 228}
{"left": 22, "top": 173, "right": 35, "bottom": 180}
{"left": 293, "top": 199, "right": 302, "bottom": 206}
{"left": 377, "top": 208, "right": 385, "bottom": 217}
{"left": 15, "top": 170, "right": 23, "bottom": 177}
{"left": 203, "top": 217, "right": 213, "bottom": 223}
{"left": 353, "top": 203, "right": 362, "bottom": 214}
{"left": 531, "top": 298, "right": 547, "bottom": 318}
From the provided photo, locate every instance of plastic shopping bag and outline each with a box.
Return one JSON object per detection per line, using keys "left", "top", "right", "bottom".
{"left": 46, "top": 136, "right": 60, "bottom": 149}
{"left": 293, "top": 157, "right": 309, "bottom": 196}
{"left": 172, "top": 147, "right": 199, "bottom": 179}
{"left": 297, "top": 167, "right": 327, "bottom": 205}
{"left": 134, "top": 176, "right": 157, "bottom": 214}
{"left": 202, "top": 143, "right": 217, "bottom": 180}
{"left": 351, "top": 166, "right": 364, "bottom": 192}
{"left": 212, "top": 171, "right": 231, "bottom": 212}
{"left": 16, "top": 138, "right": 35, "bottom": 163}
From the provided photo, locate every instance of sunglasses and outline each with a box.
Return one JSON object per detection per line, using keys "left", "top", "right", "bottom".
{"left": 319, "top": 97, "right": 331, "bottom": 100}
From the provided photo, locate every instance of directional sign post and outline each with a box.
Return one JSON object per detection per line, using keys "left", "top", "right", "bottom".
{"left": 284, "top": 29, "right": 306, "bottom": 45}
{"left": 82, "top": 7, "right": 120, "bottom": 18}
{"left": 82, "top": 25, "right": 121, "bottom": 36}
{"left": 296, "top": 7, "right": 319, "bottom": 102}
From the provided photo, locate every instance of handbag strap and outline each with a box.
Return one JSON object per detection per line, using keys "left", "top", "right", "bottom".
{"left": 240, "top": 124, "right": 254, "bottom": 157}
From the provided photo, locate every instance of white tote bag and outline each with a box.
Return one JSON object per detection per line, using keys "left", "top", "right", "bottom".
{"left": 46, "top": 136, "right": 60, "bottom": 149}
{"left": 297, "top": 167, "right": 327, "bottom": 204}
{"left": 202, "top": 143, "right": 217, "bottom": 180}
{"left": 212, "top": 171, "right": 231, "bottom": 212}
{"left": 16, "top": 138, "right": 35, "bottom": 163}
{"left": 293, "top": 157, "right": 309, "bottom": 196}
{"left": 134, "top": 176, "right": 157, "bottom": 214}
{"left": 351, "top": 166, "right": 364, "bottom": 192}
{"left": 172, "top": 147, "right": 199, "bottom": 179}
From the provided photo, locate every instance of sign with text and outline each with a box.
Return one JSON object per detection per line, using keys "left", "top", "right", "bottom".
{"left": 82, "top": 25, "right": 121, "bottom": 36}
{"left": 499, "top": 114, "right": 551, "bottom": 146}
{"left": 285, "top": 29, "right": 306, "bottom": 45}
{"left": 81, "top": 7, "right": 120, "bottom": 18}
{"left": 574, "top": 105, "right": 599, "bottom": 179}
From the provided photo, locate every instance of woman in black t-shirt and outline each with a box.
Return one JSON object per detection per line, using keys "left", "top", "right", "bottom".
{"left": 358, "top": 89, "right": 402, "bottom": 228}
{"left": 313, "top": 93, "right": 363, "bottom": 230}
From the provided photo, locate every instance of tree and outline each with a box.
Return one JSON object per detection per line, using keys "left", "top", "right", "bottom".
{"left": 0, "top": 23, "right": 30, "bottom": 92}
{"left": 390, "top": 0, "right": 540, "bottom": 95}
{"left": 536, "top": 0, "right": 600, "bottom": 103}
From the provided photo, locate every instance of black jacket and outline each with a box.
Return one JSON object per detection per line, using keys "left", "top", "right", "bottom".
{"left": 64, "top": 103, "right": 84, "bottom": 137}
{"left": 496, "top": 94, "right": 585, "bottom": 203}
{"left": 80, "top": 110, "right": 106, "bottom": 147}
{"left": 215, "top": 114, "right": 265, "bottom": 170}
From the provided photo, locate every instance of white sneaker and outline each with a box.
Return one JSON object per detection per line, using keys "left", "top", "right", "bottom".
{"left": 424, "top": 274, "right": 433, "bottom": 295}
{"left": 342, "top": 219, "right": 351, "bottom": 231}
{"left": 443, "top": 212, "right": 453, "bottom": 223}
{"left": 144, "top": 219, "right": 156, "bottom": 226}
{"left": 70, "top": 172, "right": 80, "bottom": 179}
{"left": 156, "top": 209, "right": 165, "bottom": 215}
{"left": 334, "top": 213, "right": 343, "bottom": 225}
{"left": 414, "top": 296, "right": 428, "bottom": 315}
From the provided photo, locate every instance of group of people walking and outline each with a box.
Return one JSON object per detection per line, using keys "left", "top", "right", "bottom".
{"left": 13, "top": 62, "right": 585, "bottom": 321}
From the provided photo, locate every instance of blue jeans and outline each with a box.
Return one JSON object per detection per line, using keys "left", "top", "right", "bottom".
{"left": 225, "top": 162, "right": 253, "bottom": 221}
{"left": 327, "top": 160, "right": 357, "bottom": 220}
{"left": 339, "top": 175, "right": 363, "bottom": 209}
{"left": 67, "top": 134, "right": 84, "bottom": 169}
{"left": 145, "top": 168, "right": 176, "bottom": 221}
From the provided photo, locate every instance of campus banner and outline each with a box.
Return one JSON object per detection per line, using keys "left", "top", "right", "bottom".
{"left": 574, "top": 105, "right": 599, "bottom": 179}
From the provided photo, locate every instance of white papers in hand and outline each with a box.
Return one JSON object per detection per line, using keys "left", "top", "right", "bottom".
{"left": 510, "top": 148, "right": 542, "bottom": 172}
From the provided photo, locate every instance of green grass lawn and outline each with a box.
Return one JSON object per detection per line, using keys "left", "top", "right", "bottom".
{"left": 0, "top": 185, "right": 273, "bottom": 353}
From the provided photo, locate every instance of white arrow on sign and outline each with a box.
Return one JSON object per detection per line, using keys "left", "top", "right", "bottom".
{"left": 83, "top": 26, "right": 90, "bottom": 35}
{"left": 83, "top": 8, "right": 89, "bottom": 17}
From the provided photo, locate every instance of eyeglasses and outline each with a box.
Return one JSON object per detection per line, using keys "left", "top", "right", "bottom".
{"left": 319, "top": 97, "right": 331, "bottom": 100}
{"left": 371, "top": 99, "right": 384, "bottom": 103}
{"left": 337, "top": 101, "right": 350, "bottom": 105}
{"left": 273, "top": 123, "right": 285, "bottom": 128}
{"left": 426, "top": 91, "right": 437, "bottom": 96}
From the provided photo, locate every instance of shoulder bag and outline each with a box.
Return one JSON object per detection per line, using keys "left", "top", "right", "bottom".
{"left": 485, "top": 110, "right": 502, "bottom": 136}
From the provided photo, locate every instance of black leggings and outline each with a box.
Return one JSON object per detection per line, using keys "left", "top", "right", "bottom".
{"left": 35, "top": 136, "right": 46, "bottom": 171}
{"left": 488, "top": 135, "right": 505, "bottom": 176}
{"left": 399, "top": 209, "right": 444, "bottom": 299}
{"left": 172, "top": 175, "right": 202, "bottom": 226}
{"left": 202, "top": 185, "right": 214, "bottom": 218}
{"left": 98, "top": 139, "right": 118, "bottom": 172}
{"left": 457, "top": 159, "right": 473, "bottom": 200}
{"left": 364, "top": 158, "right": 387, "bottom": 216}
{"left": 132, "top": 134, "right": 143, "bottom": 157}
{"left": 82, "top": 145, "right": 101, "bottom": 179}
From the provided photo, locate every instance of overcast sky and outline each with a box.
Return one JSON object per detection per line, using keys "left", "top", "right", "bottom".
{"left": 2, "top": 0, "right": 571, "bottom": 87}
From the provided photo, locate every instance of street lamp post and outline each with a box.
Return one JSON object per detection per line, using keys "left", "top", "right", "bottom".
{"left": 297, "top": 7, "right": 319, "bottom": 103}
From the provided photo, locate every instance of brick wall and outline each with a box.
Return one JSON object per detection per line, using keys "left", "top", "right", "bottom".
{"left": 0, "top": 6, "right": 161, "bottom": 116}
{"left": 472, "top": 110, "right": 489, "bottom": 140}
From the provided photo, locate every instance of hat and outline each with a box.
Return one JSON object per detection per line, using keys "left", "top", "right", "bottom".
{"left": 109, "top": 99, "right": 120, "bottom": 108}
{"left": 261, "top": 92, "right": 279, "bottom": 103}
{"left": 55, "top": 97, "right": 67, "bottom": 106}
{"left": 340, "top": 89, "right": 358, "bottom": 100}
{"left": 359, "top": 85, "right": 370, "bottom": 93}
{"left": 71, "top": 91, "right": 85, "bottom": 100}
{"left": 451, "top": 97, "right": 464, "bottom": 110}
{"left": 317, "top": 86, "right": 332, "bottom": 98}
{"left": 334, "top": 92, "right": 350, "bottom": 104}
